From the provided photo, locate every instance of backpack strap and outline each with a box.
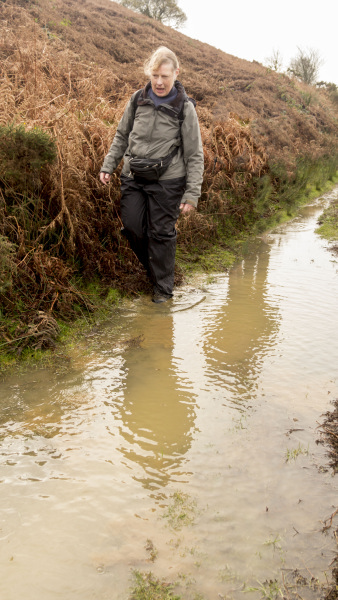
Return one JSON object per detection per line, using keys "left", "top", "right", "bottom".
{"left": 177, "top": 96, "right": 196, "bottom": 123}
{"left": 132, "top": 89, "right": 143, "bottom": 119}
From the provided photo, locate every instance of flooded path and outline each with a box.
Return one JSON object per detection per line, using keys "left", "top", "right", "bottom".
{"left": 1, "top": 189, "right": 338, "bottom": 599}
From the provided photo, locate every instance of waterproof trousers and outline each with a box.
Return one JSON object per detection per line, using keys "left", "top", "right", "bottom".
{"left": 120, "top": 175, "right": 186, "bottom": 297}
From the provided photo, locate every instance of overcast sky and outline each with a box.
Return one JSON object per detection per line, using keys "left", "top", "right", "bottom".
{"left": 178, "top": 0, "right": 337, "bottom": 84}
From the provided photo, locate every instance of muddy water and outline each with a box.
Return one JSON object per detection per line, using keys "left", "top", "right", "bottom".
{"left": 1, "top": 190, "right": 338, "bottom": 600}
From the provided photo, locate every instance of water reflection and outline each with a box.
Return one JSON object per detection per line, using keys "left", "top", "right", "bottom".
{"left": 111, "top": 241, "right": 282, "bottom": 487}
{"left": 108, "top": 307, "right": 198, "bottom": 490}
{"left": 202, "top": 242, "right": 280, "bottom": 406}
{"left": 170, "top": 241, "right": 281, "bottom": 417}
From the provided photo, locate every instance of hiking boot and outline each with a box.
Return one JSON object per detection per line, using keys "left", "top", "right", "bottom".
{"left": 152, "top": 292, "right": 172, "bottom": 304}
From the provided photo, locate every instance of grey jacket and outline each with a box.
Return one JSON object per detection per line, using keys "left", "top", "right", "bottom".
{"left": 100, "top": 81, "right": 204, "bottom": 207}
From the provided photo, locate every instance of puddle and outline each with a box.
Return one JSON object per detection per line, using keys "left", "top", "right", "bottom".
{"left": 0, "top": 189, "right": 337, "bottom": 599}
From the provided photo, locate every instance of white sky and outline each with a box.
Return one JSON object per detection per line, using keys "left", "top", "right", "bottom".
{"left": 178, "top": 0, "right": 337, "bottom": 84}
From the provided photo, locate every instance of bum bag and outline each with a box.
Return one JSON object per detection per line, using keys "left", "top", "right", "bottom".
{"left": 129, "top": 146, "right": 179, "bottom": 181}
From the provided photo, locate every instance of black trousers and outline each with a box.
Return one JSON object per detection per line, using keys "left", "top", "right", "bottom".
{"left": 120, "top": 175, "right": 186, "bottom": 296}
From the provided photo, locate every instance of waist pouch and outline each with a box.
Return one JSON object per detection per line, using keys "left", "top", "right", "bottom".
{"left": 129, "top": 146, "right": 179, "bottom": 181}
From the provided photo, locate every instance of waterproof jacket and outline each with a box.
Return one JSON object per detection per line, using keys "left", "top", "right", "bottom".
{"left": 100, "top": 81, "right": 204, "bottom": 207}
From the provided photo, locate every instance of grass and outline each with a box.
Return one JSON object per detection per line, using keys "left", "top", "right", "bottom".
{"left": 162, "top": 492, "right": 197, "bottom": 531}
{"left": 250, "top": 167, "right": 338, "bottom": 236}
{"left": 129, "top": 570, "right": 181, "bottom": 600}
{"left": 316, "top": 199, "right": 338, "bottom": 241}
{"left": 2, "top": 173, "right": 336, "bottom": 377}
{"left": 263, "top": 535, "right": 283, "bottom": 552}
{"left": 245, "top": 579, "right": 283, "bottom": 599}
{"left": 218, "top": 564, "right": 238, "bottom": 583}
{"left": 0, "top": 344, "right": 71, "bottom": 381}
{"left": 1, "top": 172, "right": 336, "bottom": 379}
{"left": 0, "top": 279, "right": 124, "bottom": 373}
{"left": 285, "top": 443, "right": 309, "bottom": 462}
{"left": 176, "top": 244, "right": 236, "bottom": 275}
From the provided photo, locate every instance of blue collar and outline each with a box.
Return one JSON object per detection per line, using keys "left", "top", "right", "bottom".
{"left": 148, "top": 86, "right": 178, "bottom": 107}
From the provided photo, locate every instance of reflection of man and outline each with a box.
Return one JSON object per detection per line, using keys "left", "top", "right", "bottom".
{"left": 114, "top": 308, "right": 197, "bottom": 490}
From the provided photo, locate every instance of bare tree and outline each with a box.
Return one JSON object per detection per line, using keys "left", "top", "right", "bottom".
{"left": 287, "top": 47, "right": 323, "bottom": 85}
{"left": 264, "top": 49, "right": 283, "bottom": 72}
{"left": 119, "top": 0, "right": 187, "bottom": 28}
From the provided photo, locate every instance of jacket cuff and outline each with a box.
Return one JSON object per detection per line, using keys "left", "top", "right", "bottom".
{"left": 181, "top": 198, "right": 198, "bottom": 208}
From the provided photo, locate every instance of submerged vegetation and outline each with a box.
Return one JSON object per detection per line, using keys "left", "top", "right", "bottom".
{"left": 129, "top": 570, "right": 182, "bottom": 600}
{"left": 162, "top": 491, "right": 197, "bottom": 530}
{"left": 285, "top": 443, "right": 309, "bottom": 462}
{"left": 0, "top": 0, "right": 337, "bottom": 359}
{"left": 130, "top": 480, "right": 338, "bottom": 600}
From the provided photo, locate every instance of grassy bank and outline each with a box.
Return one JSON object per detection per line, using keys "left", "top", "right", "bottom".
{"left": 316, "top": 195, "right": 338, "bottom": 243}
{"left": 177, "top": 163, "right": 338, "bottom": 275}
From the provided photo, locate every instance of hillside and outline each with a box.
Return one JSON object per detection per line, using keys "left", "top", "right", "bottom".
{"left": 0, "top": 0, "right": 337, "bottom": 352}
{"left": 4, "top": 0, "right": 338, "bottom": 155}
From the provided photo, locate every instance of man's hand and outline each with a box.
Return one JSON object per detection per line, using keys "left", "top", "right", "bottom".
{"left": 100, "top": 172, "right": 111, "bottom": 185}
{"left": 180, "top": 203, "right": 195, "bottom": 214}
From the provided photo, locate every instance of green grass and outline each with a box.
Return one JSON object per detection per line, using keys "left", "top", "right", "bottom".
{"left": 285, "top": 443, "right": 309, "bottom": 462}
{"left": 263, "top": 535, "right": 283, "bottom": 552}
{"left": 129, "top": 570, "right": 181, "bottom": 600}
{"left": 176, "top": 244, "right": 236, "bottom": 275}
{"left": 316, "top": 201, "right": 338, "bottom": 241}
{"left": 162, "top": 491, "right": 197, "bottom": 530}
{"left": 0, "top": 344, "right": 61, "bottom": 379}
{"left": 245, "top": 578, "right": 283, "bottom": 599}
{"left": 0, "top": 279, "right": 124, "bottom": 374}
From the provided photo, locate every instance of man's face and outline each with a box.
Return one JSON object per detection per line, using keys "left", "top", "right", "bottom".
{"left": 150, "top": 62, "right": 179, "bottom": 97}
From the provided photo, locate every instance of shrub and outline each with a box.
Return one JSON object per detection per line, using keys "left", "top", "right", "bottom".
{"left": 0, "top": 123, "right": 57, "bottom": 194}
